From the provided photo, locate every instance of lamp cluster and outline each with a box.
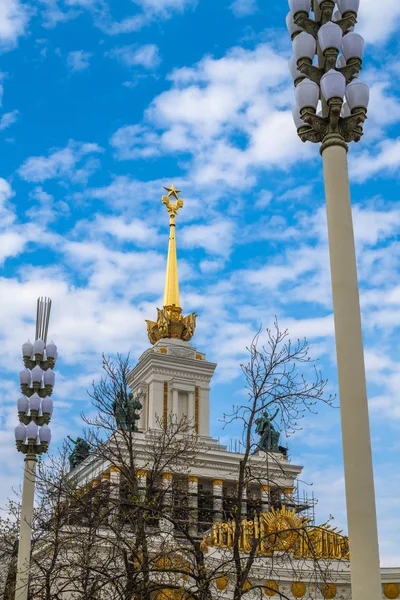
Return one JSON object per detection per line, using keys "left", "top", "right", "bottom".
{"left": 287, "top": 0, "right": 369, "bottom": 150}
{"left": 15, "top": 339, "right": 58, "bottom": 456}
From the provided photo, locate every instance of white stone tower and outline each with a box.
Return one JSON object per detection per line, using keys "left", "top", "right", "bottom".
{"left": 128, "top": 184, "right": 216, "bottom": 436}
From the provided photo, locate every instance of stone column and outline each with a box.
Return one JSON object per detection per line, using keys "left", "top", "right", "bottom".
{"left": 101, "top": 472, "right": 110, "bottom": 484}
{"left": 101, "top": 472, "right": 111, "bottom": 521}
{"left": 212, "top": 479, "right": 223, "bottom": 523}
{"left": 260, "top": 484, "right": 270, "bottom": 513}
{"left": 162, "top": 473, "right": 173, "bottom": 511}
{"left": 161, "top": 473, "right": 174, "bottom": 534}
{"left": 188, "top": 476, "right": 199, "bottom": 537}
{"left": 109, "top": 466, "right": 121, "bottom": 524}
{"left": 187, "top": 390, "right": 195, "bottom": 429}
{"left": 283, "top": 486, "right": 294, "bottom": 508}
{"left": 322, "top": 142, "right": 381, "bottom": 600}
{"left": 136, "top": 469, "right": 148, "bottom": 502}
{"left": 241, "top": 486, "right": 248, "bottom": 518}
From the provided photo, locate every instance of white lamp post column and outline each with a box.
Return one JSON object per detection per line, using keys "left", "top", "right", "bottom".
{"left": 14, "top": 298, "right": 57, "bottom": 600}
{"left": 287, "top": 1, "right": 381, "bottom": 598}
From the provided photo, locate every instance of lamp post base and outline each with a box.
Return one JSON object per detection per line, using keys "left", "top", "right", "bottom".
{"left": 15, "top": 455, "right": 37, "bottom": 600}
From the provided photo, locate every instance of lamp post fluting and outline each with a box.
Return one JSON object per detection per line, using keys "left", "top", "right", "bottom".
{"left": 287, "top": 1, "right": 381, "bottom": 598}
{"left": 14, "top": 297, "right": 57, "bottom": 600}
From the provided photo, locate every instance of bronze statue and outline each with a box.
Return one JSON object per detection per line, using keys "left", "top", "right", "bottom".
{"left": 67, "top": 436, "right": 91, "bottom": 470}
{"left": 255, "top": 408, "right": 280, "bottom": 452}
{"left": 113, "top": 390, "right": 142, "bottom": 432}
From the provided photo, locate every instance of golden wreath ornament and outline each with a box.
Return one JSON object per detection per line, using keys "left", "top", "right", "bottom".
{"left": 291, "top": 582, "right": 307, "bottom": 598}
{"left": 320, "top": 583, "right": 337, "bottom": 599}
{"left": 263, "top": 507, "right": 303, "bottom": 551}
{"left": 384, "top": 584, "right": 400, "bottom": 599}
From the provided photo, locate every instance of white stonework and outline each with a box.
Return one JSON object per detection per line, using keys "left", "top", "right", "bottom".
{"left": 128, "top": 338, "right": 216, "bottom": 437}
{"left": 12, "top": 336, "right": 400, "bottom": 600}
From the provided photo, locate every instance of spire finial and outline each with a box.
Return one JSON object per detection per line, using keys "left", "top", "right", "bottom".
{"left": 162, "top": 184, "right": 184, "bottom": 308}
{"left": 145, "top": 185, "right": 197, "bottom": 345}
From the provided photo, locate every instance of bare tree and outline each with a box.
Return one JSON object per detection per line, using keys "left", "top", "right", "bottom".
{"left": 204, "top": 321, "right": 344, "bottom": 600}
{"left": 2, "top": 325, "right": 350, "bottom": 600}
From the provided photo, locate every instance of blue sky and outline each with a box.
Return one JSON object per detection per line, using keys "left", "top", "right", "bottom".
{"left": 1, "top": 0, "right": 400, "bottom": 567}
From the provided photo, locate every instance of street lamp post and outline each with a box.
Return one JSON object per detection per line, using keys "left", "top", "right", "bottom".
{"left": 14, "top": 297, "right": 57, "bottom": 600}
{"left": 287, "top": 1, "right": 381, "bottom": 598}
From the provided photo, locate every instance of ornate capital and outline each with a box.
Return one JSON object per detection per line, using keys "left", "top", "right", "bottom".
{"left": 212, "top": 479, "right": 223, "bottom": 486}
{"left": 136, "top": 469, "right": 148, "bottom": 477}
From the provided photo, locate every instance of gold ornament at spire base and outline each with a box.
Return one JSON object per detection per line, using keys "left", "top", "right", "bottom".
{"left": 146, "top": 185, "right": 197, "bottom": 345}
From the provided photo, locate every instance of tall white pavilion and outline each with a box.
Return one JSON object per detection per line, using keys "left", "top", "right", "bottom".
{"left": 27, "top": 185, "right": 400, "bottom": 600}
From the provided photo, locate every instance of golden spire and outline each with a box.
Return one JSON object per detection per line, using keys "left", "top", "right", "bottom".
{"left": 162, "top": 185, "right": 183, "bottom": 308}
{"left": 146, "top": 185, "right": 197, "bottom": 345}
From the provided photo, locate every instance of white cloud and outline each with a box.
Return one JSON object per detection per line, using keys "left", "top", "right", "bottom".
{"left": 0, "top": 109, "right": 19, "bottom": 130}
{"left": 66, "top": 49, "right": 92, "bottom": 72}
{"left": 133, "top": 0, "right": 196, "bottom": 16}
{"left": 92, "top": 215, "right": 159, "bottom": 244}
{"left": 26, "top": 186, "right": 69, "bottom": 224}
{"left": 357, "top": 0, "right": 400, "bottom": 44}
{"left": 110, "top": 43, "right": 310, "bottom": 188}
{"left": 108, "top": 44, "right": 161, "bottom": 69}
{"left": 39, "top": 0, "right": 195, "bottom": 34}
{"left": 18, "top": 139, "right": 103, "bottom": 183}
{"left": 230, "top": 0, "right": 257, "bottom": 17}
{"left": 0, "top": 0, "right": 30, "bottom": 50}
{"left": 0, "top": 73, "right": 4, "bottom": 106}
{"left": 110, "top": 124, "right": 161, "bottom": 159}
{"left": 350, "top": 138, "right": 400, "bottom": 182}
{"left": 181, "top": 220, "right": 235, "bottom": 257}
{"left": 0, "top": 177, "right": 15, "bottom": 226}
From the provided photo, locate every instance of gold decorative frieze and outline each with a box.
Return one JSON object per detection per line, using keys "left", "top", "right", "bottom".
{"left": 109, "top": 466, "right": 120, "bottom": 473}
{"left": 203, "top": 506, "right": 350, "bottom": 560}
{"left": 188, "top": 475, "right": 198, "bottom": 483}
